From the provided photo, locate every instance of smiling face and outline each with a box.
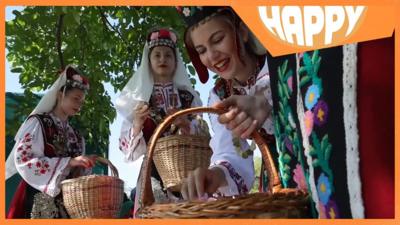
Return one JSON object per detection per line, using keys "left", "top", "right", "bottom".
{"left": 149, "top": 45, "right": 176, "bottom": 82}
{"left": 189, "top": 16, "right": 249, "bottom": 81}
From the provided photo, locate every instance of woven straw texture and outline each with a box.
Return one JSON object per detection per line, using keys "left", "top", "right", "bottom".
{"left": 61, "top": 157, "right": 124, "bottom": 218}
{"left": 137, "top": 107, "right": 310, "bottom": 218}
{"left": 154, "top": 134, "right": 212, "bottom": 191}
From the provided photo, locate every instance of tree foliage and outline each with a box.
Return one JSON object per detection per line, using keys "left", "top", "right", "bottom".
{"left": 6, "top": 6, "right": 195, "bottom": 156}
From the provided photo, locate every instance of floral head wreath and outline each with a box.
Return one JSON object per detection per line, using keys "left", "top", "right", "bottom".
{"left": 147, "top": 28, "right": 178, "bottom": 50}
{"left": 64, "top": 66, "right": 90, "bottom": 91}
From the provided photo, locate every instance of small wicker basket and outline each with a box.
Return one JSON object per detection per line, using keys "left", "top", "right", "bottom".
{"left": 153, "top": 134, "right": 212, "bottom": 191}
{"left": 61, "top": 157, "right": 124, "bottom": 218}
{"left": 137, "top": 107, "right": 310, "bottom": 218}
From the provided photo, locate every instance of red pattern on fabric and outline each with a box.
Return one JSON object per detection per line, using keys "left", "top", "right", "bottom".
{"left": 357, "top": 36, "right": 394, "bottom": 218}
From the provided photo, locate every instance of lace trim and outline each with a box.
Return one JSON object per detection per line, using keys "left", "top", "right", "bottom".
{"left": 342, "top": 43, "right": 364, "bottom": 218}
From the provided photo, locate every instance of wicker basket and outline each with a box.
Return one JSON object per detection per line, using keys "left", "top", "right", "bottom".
{"left": 61, "top": 157, "right": 124, "bottom": 218}
{"left": 153, "top": 134, "right": 212, "bottom": 191}
{"left": 137, "top": 107, "right": 310, "bottom": 218}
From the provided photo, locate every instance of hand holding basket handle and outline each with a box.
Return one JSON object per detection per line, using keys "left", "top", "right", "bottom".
{"left": 139, "top": 106, "right": 282, "bottom": 208}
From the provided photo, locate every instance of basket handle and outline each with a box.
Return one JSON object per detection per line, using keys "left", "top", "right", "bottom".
{"left": 96, "top": 156, "right": 119, "bottom": 178}
{"left": 140, "top": 106, "right": 282, "bottom": 207}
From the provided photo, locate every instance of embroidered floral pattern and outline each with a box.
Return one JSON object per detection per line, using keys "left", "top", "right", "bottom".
{"left": 325, "top": 200, "right": 340, "bottom": 219}
{"left": 299, "top": 50, "right": 337, "bottom": 218}
{"left": 304, "top": 110, "right": 314, "bottom": 137}
{"left": 313, "top": 100, "right": 329, "bottom": 126}
{"left": 218, "top": 161, "right": 248, "bottom": 194}
{"left": 317, "top": 173, "right": 331, "bottom": 204}
{"left": 293, "top": 164, "right": 308, "bottom": 191}
{"left": 273, "top": 59, "right": 309, "bottom": 188}
{"left": 16, "top": 133, "right": 34, "bottom": 164}
{"left": 33, "top": 159, "right": 51, "bottom": 176}
{"left": 305, "top": 85, "right": 320, "bottom": 110}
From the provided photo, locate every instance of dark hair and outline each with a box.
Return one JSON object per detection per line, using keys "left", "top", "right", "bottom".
{"left": 59, "top": 66, "right": 89, "bottom": 93}
{"left": 184, "top": 9, "right": 260, "bottom": 69}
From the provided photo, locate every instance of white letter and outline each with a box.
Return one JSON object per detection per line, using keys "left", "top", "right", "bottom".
{"left": 304, "top": 6, "right": 324, "bottom": 46}
{"left": 325, "top": 6, "right": 345, "bottom": 45}
{"left": 345, "top": 6, "right": 365, "bottom": 36}
{"left": 258, "top": 6, "right": 286, "bottom": 41}
{"left": 281, "top": 6, "right": 304, "bottom": 46}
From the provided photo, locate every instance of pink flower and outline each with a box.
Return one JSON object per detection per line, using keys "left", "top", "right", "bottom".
{"left": 72, "top": 74, "right": 83, "bottom": 82}
{"left": 183, "top": 7, "right": 191, "bottom": 16}
{"left": 304, "top": 110, "right": 314, "bottom": 137}
{"left": 287, "top": 76, "right": 293, "bottom": 92}
{"left": 293, "top": 164, "right": 308, "bottom": 191}
{"left": 318, "top": 202, "right": 327, "bottom": 218}
{"left": 150, "top": 32, "right": 159, "bottom": 41}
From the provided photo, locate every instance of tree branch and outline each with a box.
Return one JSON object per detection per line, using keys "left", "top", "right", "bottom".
{"left": 56, "top": 14, "right": 65, "bottom": 70}
{"left": 97, "top": 7, "right": 129, "bottom": 47}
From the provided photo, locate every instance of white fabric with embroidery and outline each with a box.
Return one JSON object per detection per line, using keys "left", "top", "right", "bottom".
{"left": 115, "top": 43, "right": 202, "bottom": 162}
{"left": 8, "top": 115, "right": 86, "bottom": 197}
{"left": 6, "top": 65, "right": 76, "bottom": 180}
{"left": 207, "top": 57, "right": 273, "bottom": 195}
{"left": 342, "top": 43, "right": 364, "bottom": 218}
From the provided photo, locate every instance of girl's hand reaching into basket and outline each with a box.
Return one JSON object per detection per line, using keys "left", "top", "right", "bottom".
{"left": 69, "top": 155, "right": 97, "bottom": 168}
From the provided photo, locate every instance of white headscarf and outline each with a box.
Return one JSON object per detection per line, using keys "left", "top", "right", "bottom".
{"left": 5, "top": 65, "right": 83, "bottom": 179}
{"left": 115, "top": 42, "right": 202, "bottom": 124}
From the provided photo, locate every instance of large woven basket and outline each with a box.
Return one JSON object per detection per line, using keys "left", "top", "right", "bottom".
{"left": 153, "top": 134, "right": 212, "bottom": 192}
{"left": 137, "top": 107, "right": 310, "bottom": 218}
{"left": 61, "top": 157, "right": 124, "bottom": 218}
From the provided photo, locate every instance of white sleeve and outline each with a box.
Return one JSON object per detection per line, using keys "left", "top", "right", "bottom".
{"left": 207, "top": 90, "right": 255, "bottom": 196}
{"left": 119, "top": 119, "right": 147, "bottom": 162}
{"left": 14, "top": 117, "right": 71, "bottom": 197}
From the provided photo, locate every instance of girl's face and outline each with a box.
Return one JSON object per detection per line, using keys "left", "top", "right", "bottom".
{"left": 149, "top": 46, "right": 176, "bottom": 81}
{"left": 58, "top": 88, "right": 86, "bottom": 116}
{"left": 190, "top": 16, "right": 248, "bottom": 80}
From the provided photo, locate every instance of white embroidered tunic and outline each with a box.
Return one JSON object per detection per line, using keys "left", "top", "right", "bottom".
{"left": 13, "top": 113, "right": 86, "bottom": 197}
{"left": 207, "top": 57, "right": 274, "bottom": 196}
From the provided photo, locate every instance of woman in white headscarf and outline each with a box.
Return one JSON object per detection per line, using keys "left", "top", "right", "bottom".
{"left": 115, "top": 28, "right": 204, "bottom": 208}
{"left": 6, "top": 65, "right": 97, "bottom": 218}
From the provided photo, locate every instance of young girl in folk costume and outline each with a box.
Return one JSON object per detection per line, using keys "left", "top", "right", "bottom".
{"left": 6, "top": 65, "right": 97, "bottom": 218}
{"left": 115, "top": 28, "right": 204, "bottom": 215}
{"left": 176, "top": 6, "right": 275, "bottom": 200}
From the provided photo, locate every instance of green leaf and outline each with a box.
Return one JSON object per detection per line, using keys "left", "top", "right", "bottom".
{"left": 10, "top": 67, "right": 23, "bottom": 73}
{"left": 282, "top": 153, "right": 291, "bottom": 163}
{"left": 281, "top": 59, "right": 288, "bottom": 76}
{"left": 188, "top": 65, "right": 196, "bottom": 76}
{"left": 190, "top": 78, "right": 196, "bottom": 85}
{"left": 325, "top": 144, "right": 332, "bottom": 161}
{"left": 312, "top": 159, "right": 320, "bottom": 167}
{"left": 299, "top": 75, "right": 311, "bottom": 87}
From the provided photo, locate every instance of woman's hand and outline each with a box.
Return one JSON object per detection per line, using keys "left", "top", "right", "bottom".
{"left": 133, "top": 103, "right": 150, "bottom": 135}
{"left": 180, "top": 167, "right": 227, "bottom": 201}
{"left": 68, "top": 155, "right": 97, "bottom": 168}
{"left": 214, "top": 92, "right": 272, "bottom": 139}
{"left": 167, "top": 107, "right": 191, "bottom": 134}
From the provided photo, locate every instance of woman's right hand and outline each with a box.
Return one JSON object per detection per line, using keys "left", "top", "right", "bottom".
{"left": 68, "top": 155, "right": 97, "bottom": 168}
{"left": 133, "top": 103, "right": 150, "bottom": 135}
{"left": 180, "top": 167, "right": 227, "bottom": 201}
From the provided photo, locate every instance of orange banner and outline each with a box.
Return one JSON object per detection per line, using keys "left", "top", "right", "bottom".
{"left": 232, "top": 3, "right": 395, "bottom": 56}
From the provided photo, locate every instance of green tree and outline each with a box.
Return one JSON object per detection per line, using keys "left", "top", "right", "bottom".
{"left": 6, "top": 6, "right": 197, "bottom": 157}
